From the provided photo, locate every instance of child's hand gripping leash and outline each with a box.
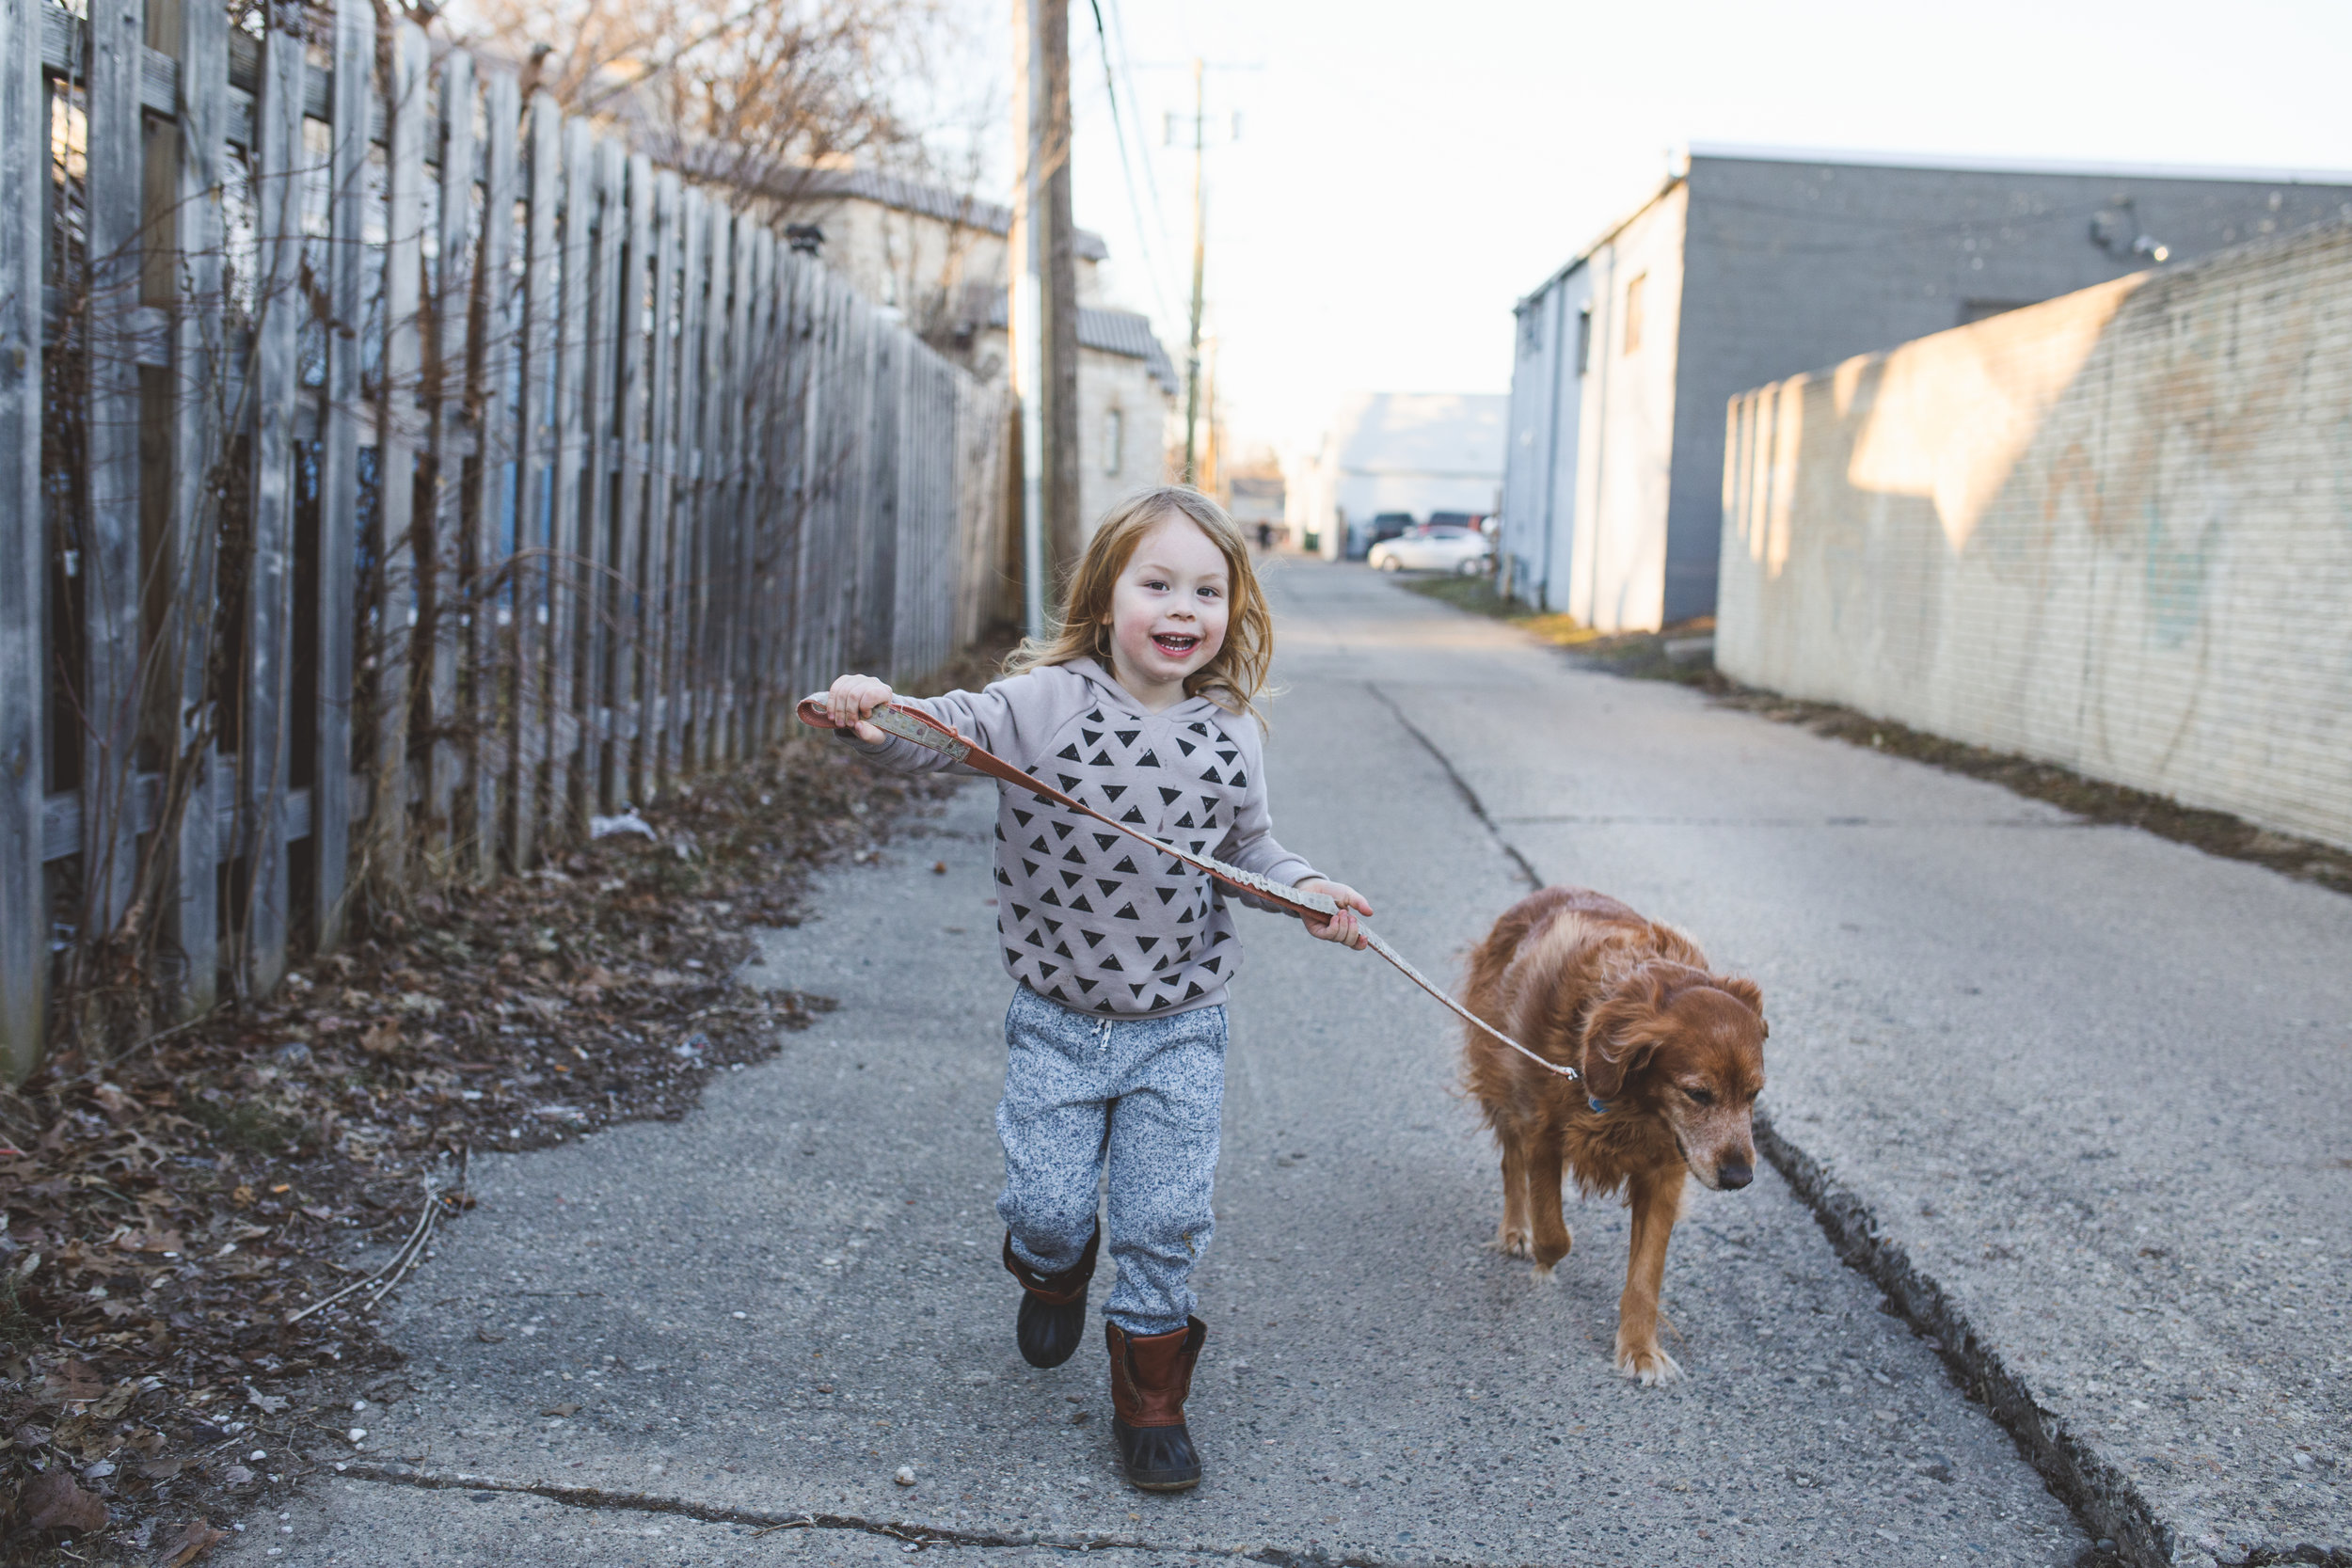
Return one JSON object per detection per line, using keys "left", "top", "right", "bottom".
{"left": 796, "top": 695, "right": 1577, "bottom": 1083}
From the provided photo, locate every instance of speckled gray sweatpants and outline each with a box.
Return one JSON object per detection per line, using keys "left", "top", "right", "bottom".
{"left": 995, "top": 984, "right": 1227, "bottom": 1338}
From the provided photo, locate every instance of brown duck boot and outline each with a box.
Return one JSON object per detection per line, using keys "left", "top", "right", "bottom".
{"left": 1106, "top": 1318, "right": 1207, "bottom": 1491}
{"left": 1003, "top": 1227, "right": 1099, "bottom": 1369}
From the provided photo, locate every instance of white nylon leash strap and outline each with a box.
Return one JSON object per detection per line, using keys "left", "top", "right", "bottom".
{"left": 798, "top": 696, "right": 1579, "bottom": 1083}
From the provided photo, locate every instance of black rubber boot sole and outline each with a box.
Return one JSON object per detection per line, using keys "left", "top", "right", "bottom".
{"left": 1016, "top": 1291, "right": 1089, "bottom": 1370}
{"left": 1112, "top": 1417, "right": 1202, "bottom": 1491}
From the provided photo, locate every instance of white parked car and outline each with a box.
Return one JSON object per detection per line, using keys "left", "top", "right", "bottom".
{"left": 1368, "top": 525, "right": 1492, "bottom": 576}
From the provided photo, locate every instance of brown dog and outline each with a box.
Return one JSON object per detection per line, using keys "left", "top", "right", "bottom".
{"left": 1461, "top": 886, "right": 1767, "bottom": 1384}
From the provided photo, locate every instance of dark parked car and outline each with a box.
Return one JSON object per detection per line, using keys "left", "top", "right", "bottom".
{"left": 1346, "top": 512, "right": 1419, "bottom": 560}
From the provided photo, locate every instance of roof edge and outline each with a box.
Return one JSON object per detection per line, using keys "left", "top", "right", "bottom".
{"left": 1518, "top": 168, "right": 1685, "bottom": 309}
{"left": 1683, "top": 140, "right": 2352, "bottom": 188}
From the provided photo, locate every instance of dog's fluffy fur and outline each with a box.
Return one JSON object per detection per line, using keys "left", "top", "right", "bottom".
{"left": 1461, "top": 887, "right": 1767, "bottom": 1385}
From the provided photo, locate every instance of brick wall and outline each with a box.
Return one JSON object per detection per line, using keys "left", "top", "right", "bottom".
{"left": 1717, "top": 220, "right": 2352, "bottom": 849}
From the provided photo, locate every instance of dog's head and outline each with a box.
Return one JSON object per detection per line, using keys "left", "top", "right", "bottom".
{"left": 1581, "top": 964, "right": 1768, "bottom": 1191}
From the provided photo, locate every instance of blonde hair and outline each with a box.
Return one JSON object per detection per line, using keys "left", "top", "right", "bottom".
{"left": 1005, "top": 486, "right": 1274, "bottom": 722}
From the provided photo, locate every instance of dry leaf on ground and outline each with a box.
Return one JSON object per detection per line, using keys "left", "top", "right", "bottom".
{"left": 160, "top": 1518, "right": 230, "bottom": 1565}
{"left": 23, "top": 1466, "right": 109, "bottom": 1531}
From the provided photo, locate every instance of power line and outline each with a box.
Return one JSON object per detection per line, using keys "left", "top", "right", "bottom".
{"left": 1104, "top": 0, "right": 1174, "bottom": 250}
{"left": 1087, "top": 0, "right": 1177, "bottom": 334}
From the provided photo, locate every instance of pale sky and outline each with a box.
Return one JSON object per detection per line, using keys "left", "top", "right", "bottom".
{"left": 940, "top": 0, "right": 2352, "bottom": 458}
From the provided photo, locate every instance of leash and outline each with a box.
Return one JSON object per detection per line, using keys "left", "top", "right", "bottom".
{"left": 797, "top": 696, "right": 1579, "bottom": 1083}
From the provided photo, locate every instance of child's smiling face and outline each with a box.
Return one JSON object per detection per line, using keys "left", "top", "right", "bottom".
{"left": 1100, "top": 514, "right": 1231, "bottom": 708}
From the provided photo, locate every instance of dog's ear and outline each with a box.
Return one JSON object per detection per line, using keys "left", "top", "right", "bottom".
{"left": 1715, "top": 974, "right": 1767, "bottom": 1036}
{"left": 1581, "top": 969, "right": 1668, "bottom": 1101}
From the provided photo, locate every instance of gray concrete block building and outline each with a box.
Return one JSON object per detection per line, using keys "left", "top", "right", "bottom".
{"left": 1499, "top": 146, "right": 2352, "bottom": 630}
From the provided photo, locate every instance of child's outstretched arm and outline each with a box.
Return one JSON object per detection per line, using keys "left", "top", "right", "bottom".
{"left": 812, "top": 668, "right": 1055, "bottom": 777}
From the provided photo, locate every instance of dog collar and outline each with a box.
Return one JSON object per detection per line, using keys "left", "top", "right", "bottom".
{"left": 1587, "top": 1096, "right": 1610, "bottom": 1115}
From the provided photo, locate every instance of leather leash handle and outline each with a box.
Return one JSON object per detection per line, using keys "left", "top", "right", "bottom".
{"left": 796, "top": 694, "right": 1577, "bottom": 1081}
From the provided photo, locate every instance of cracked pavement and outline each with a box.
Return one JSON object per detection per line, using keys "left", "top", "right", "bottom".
{"left": 217, "top": 562, "right": 2352, "bottom": 1564}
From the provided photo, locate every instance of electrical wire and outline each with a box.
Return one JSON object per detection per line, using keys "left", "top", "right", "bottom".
{"left": 1087, "top": 0, "right": 1178, "bottom": 335}
{"left": 1104, "top": 0, "right": 1173, "bottom": 245}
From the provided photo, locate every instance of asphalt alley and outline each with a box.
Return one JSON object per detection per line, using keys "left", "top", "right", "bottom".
{"left": 228, "top": 562, "right": 2343, "bottom": 1565}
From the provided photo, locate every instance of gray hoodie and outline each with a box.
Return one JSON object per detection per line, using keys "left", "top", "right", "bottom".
{"left": 840, "top": 657, "right": 1319, "bottom": 1017}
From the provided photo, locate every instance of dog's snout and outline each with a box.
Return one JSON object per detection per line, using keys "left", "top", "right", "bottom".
{"left": 1716, "top": 1158, "right": 1754, "bottom": 1191}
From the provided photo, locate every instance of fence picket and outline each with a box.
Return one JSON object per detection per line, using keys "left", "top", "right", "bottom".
{"left": 703, "top": 214, "right": 738, "bottom": 760}
{"left": 740, "top": 225, "right": 776, "bottom": 745}
{"left": 371, "top": 21, "right": 428, "bottom": 887}
{"left": 687, "top": 201, "right": 724, "bottom": 770}
{"left": 163, "top": 0, "right": 226, "bottom": 1011}
{"left": 464, "top": 69, "right": 517, "bottom": 879}
{"left": 0, "top": 0, "right": 47, "bottom": 1077}
{"left": 613, "top": 151, "right": 652, "bottom": 800}
{"left": 787, "top": 259, "right": 821, "bottom": 703}
{"left": 546, "top": 117, "right": 592, "bottom": 833}
{"left": 510, "top": 90, "right": 560, "bottom": 867}
{"left": 581, "top": 136, "right": 623, "bottom": 810}
{"left": 642, "top": 168, "right": 681, "bottom": 789}
{"left": 79, "top": 0, "right": 143, "bottom": 940}
{"left": 424, "top": 49, "right": 474, "bottom": 856}
{"left": 310, "top": 0, "right": 368, "bottom": 952}
{"left": 239, "top": 14, "right": 304, "bottom": 992}
{"left": 668, "top": 189, "right": 710, "bottom": 777}
{"left": 814, "top": 280, "right": 845, "bottom": 687}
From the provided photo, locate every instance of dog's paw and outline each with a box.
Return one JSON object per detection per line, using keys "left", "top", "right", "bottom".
{"left": 1492, "top": 1224, "right": 1534, "bottom": 1259}
{"left": 1614, "top": 1341, "right": 1684, "bottom": 1386}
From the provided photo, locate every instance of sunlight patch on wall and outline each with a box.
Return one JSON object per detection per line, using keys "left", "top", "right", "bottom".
{"left": 1843, "top": 276, "right": 2143, "bottom": 555}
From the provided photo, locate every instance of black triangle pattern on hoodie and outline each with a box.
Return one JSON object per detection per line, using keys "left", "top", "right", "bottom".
{"left": 979, "top": 670, "right": 1295, "bottom": 1017}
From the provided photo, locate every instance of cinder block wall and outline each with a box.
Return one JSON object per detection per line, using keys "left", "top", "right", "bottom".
{"left": 1717, "top": 219, "right": 2352, "bottom": 849}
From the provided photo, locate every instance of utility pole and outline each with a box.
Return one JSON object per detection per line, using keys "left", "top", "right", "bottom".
{"left": 1010, "top": 0, "right": 1079, "bottom": 636}
{"left": 1181, "top": 56, "right": 1206, "bottom": 486}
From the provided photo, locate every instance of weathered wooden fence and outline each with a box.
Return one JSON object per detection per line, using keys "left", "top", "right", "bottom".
{"left": 0, "top": 0, "right": 1013, "bottom": 1080}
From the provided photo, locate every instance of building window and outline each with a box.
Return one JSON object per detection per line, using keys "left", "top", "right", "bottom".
{"left": 1575, "top": 305, "right": 1593, "bottom": 374}
{"left": 1623, "top": 273, "right": 1646, "bottom": 355}
{"left": 1103, "top": 408, "right": 1123, "bottom": 476}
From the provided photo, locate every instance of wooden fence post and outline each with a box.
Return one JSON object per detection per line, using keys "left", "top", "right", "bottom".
{"left": 739, "top": 225, "right": 775, "bottom": 748}
{"left": 787, "top": 259, "right": 821, "bottom": 705}
{"left": 372, "top": 21, "right": 428, "bottom": 885}
{"left": 311, "top": 0, "right": 368, "bottom": 953}
{"left": 713, "top": 214, "right": 753, "bottom": 761}
{"left": 464, "top": 69, "right": 518, "bottom": 879}
{"left": 80, "top": 0, "right": 144, "bottom": 945}
{"left": 546, "top": 116, "right": 593, "bottom": 839}
{"left": 688, "top": 203, "right": 729, "bottom": 770}
{"left": 425, "top": 49, "right": 475, "bottom": 861}
{"left": 162, "top": 0, "right": 226, "bottom": 1013}
{"left": 642, "top": 168, "right": 681, "bottom": 793}
{"left": 613, "top": 151, "right": 652, "bottom": 800}
{"left": 665, "top": 188, "right": 708, "bottom": 781}
{"left": 239, "top": 7, "right": 305, "bottom": 995}
{"left": 590, "top": 138, "right": 626, "bottom": 811}
{"left": 511, "top": 90, "right": 561, "bottom": 866}
{"left": 0, "top": 0, "right": 47, "bottom": 1080}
